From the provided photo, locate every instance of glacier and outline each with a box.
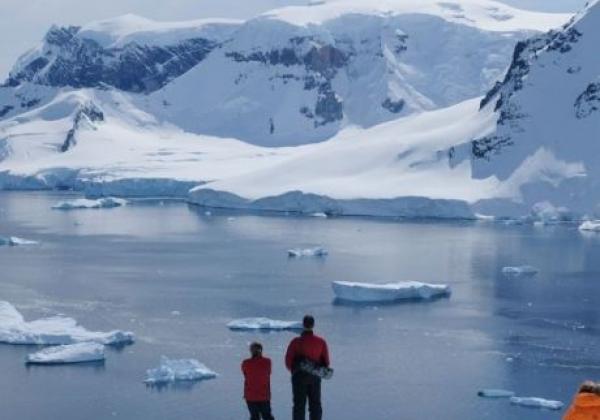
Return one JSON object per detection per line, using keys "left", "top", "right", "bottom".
{"left": 0, "top": 301, "right": 134, "bottom": 346}
{"left": 26, "top": 342, "right": 105, "bottom": 364}
{"left": 332, "top": 281, "right": 451, "bottom": 303}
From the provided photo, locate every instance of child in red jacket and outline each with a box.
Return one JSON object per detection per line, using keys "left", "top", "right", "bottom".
{"left": 242, "top": 342, "right": 275, "bottom": 420}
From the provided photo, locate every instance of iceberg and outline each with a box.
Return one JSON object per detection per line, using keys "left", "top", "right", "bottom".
{"left": 145, "top": 356, "right": 217, "bottom": 385}
{"left": 227, "top": 318, "right": 302, "bottom": 331}
{"left": 0, "top": 301, "right": 134, "bottom": 346}
{"left": 332, "top": 281, "right": 451, "bottom": 303}
{"left": 478, "top": 389, "right": 515, "bottom": 398}
{"left": 287, "top": 247, "right": 328, "bottom": 258}
{"left": 579, "top": 220, "right": 600, "bottom": 232}
{"left": 26, "top": 342, "right": 105, "bottom": 364}
{"left": 502, "top": 266, "right": 539, "bottom": 277}
{"left": 509, "top": 396, "right": 564, "bottom": 410}
{"left": 0, "top": 236, "right": 39, "bottom": 246}
{"left": 52, "top": 197, "right": 127, "bottom": 210}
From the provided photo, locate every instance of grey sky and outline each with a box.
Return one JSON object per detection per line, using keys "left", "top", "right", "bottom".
{"left": 0, "top": 0, "right": 588, "bottom": 79}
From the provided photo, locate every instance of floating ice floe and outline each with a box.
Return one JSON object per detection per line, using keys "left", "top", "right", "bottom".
{"left": 310, "top": 212, "right": 328, "bottom": 218}
{"left": 227, "top": 318, "right": 303, "bottom": 331}
{"left": 478, "top": 389, "right": 515, "bottom": 398}
{"left": 0, "top": 301, "right": 134, "bottom": 346}
{"left": 509, "top": 396, "right": 564, "bottom": 410}
{"left": 52, "top": 197, "right": 127, "bottom": 210}
{"left": 0, "top": 236, "right": 39, "bottom": 246}
{"left": 145, "top": 356, "right": 217, "bottom": 385}
{"left": 579, "top": 220, "right": 600, "bottom": 232}
{"left": 502, "top": 266, "right": 539, "bottom": 277}
{"left": 287, "top": 247, "right": 328, "bottom": 258}
{"left": 332, "top": 281, "right": 450, "bottom": 303}
{"left": 26, "top": 342, "right": 105, "bottom": 364}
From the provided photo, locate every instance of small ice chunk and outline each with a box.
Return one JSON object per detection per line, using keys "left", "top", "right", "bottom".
{"left": 145, "top": 356, "right": 217, "bottom": 385}
{"left": 332, "top": 281, "right": 450, "bottom": 303}
{"left": 0, "top": 236, "right": 38, "bottom": 246}
{"left": 0, "top": 301, "right": 134, "bottom": 346}
{"left": 502, "top": 266, "right": 539, "bottom": 277}
{"left": 26, "top": 342, "right": 105, "bottom": 364}
{"left": 478, "top": 389, "right": 515, "bottom": 398}
{"left": 579, "top": 220, "right": 600, "bottom": 232}
{"left": 287, "top": 247, "right": 328, "bottom": 258}
{"left": 310, "top": 212, "right": 328, "bottom": 218}
{"left": 52, "top": 197, "right": 127, "bottom": 210}
{"left": 510, "top": 396, "right": 564, "bottom": 410}
{"left": 227, "top": 318, "right": 303, "bottom": 331}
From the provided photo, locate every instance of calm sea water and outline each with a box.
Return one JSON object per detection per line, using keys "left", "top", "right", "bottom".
{"left": 0, "top": 191, "right": 599, "bottom": 420}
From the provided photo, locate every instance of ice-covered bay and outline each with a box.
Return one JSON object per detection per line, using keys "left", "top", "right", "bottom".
{"left": 0, "top": 192, "right": 594, "bottom": 420}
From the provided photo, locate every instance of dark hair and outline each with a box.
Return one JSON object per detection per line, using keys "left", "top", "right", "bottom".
{"left": 303, "top": 315, "right": 315, "bottom": 329}
{"left": 250, "top": 342, "right": 263, "bottom": 357}
{"left": 579, "top": 381, "right": 600, "bottom": 395}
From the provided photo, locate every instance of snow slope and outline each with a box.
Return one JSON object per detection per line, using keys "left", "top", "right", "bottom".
{"left": 470, "top": 0, "right": 600, "bottom": 215}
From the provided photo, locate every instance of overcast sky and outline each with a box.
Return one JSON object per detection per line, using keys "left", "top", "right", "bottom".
{"left": 0, "top": 0, "right": 588, "bottom": 79}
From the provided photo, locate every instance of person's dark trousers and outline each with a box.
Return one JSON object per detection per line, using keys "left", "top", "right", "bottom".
{"left": 292, "top": 372, "right": 322, "bottom": 420}
{"left": 246, "top": 401, "right": 275, "bottom": 420}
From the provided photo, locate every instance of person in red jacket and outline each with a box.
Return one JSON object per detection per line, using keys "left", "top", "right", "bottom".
{"left": 242, "top": 342, "right": 275, "bottom": 420}
{"left": 285, "top": 315, "right": 330, "bottom": 420}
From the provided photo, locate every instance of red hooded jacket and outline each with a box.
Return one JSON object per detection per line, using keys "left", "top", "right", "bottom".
{"left": 241, "top": 356, "right": 272, "bottom": 402}
{"left": 285, "top": 331, "right": 330, "bottom": 372}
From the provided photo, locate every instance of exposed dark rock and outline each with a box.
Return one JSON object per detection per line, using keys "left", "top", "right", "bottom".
{"left": 60, "top": 103, "right": 104, "bottom": 152}
{"left": 314, "top": 89, "right": 343, "bottom": 127}
{"left": 472, "top": 135, "right": 513, "bottom": 160}
{"left": 382, "top": 98, "right": 405, "bottom": 113}
{"left": 575, "top": 82, "right": 600, "bottom": 119}
{"left": 0, "top": 105, "right": 14, "bottom": 118}
{"left": 8, "top": 26, "right": 217, "bottom": 93}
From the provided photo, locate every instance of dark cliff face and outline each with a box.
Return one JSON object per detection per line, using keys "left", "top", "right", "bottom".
{"left": 6, "top": 26, "right": 218, "bottom": 94}
{"left": 472, "top": 18, "right": 585, "bottom": 160}
{"left": 226, "top": 37, "right": 348, "bottom": 127}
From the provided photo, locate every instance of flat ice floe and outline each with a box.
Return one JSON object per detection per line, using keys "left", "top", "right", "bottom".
{"left": 579, "top": 220, "right": 600, "bottom": 232}
{"left": 52, "top": 197, "right": 127, "bottom": 210}
{"left": 0, "top": 301, "right": 134, "bottom": 346}
{"left": 502, "top": 266, "right": 539, "bottom": 277}
{"left": 227, "top": 318, "right": 302, "bottom": 331}
{"left": 477, "top": 389, "right": 515, "bottom": 398}
{"left": 145, "top": 356, "right": 217, "bottom": 385}
{"left": 0, "top": 236, "right": 39, "bottom": 246}
{"left": 509, "top": 396, "right": 564, "bottom": 410}
{"left": 287, "top": 247, "right": 328, "bottom": 258}
{"left": 26, "top": 342, "right": 105, "bottom": 364}
{"left": 332, "top": 281, "right": 451, "bottom": 303}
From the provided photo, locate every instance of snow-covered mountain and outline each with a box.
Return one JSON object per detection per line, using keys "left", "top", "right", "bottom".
{"left": 1, "top": 0, "right": 567, "bottom": 146}
{"left": 468, "top": 0, "right": 600, "bottom": 215}
{"left": 3, "top": 0, "right": 595, "bottom": 219}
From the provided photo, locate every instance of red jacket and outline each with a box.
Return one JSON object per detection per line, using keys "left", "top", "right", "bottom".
{"left": 285, "top": 331, "right": 330, "bottom": 372}
{"left": 241, "top": 356, "right": 272, "bottom": 402}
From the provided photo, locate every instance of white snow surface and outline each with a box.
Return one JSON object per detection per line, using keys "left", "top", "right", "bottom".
{"left": 227, "top": 318, "right": 303, "bottom": 331}
{"left": 501, "top": 266, "right": 539, "bottom": 277}
{"left": 332, "top": 280, "right": 451, "bottom": 303}
{"left": 509, "top": 396, "right": 564, "bottom": 410}
{"left": 0, "top": 301, "right": 134, "bottom": 346}
{"left": 265, "top": 0, "right": 569, "bottom": 31}
{"left": 579, "top": 220, "right": 600, "bottom": 232}
{"left": 145, "top": 356, "right": 217, "bottom": 385}
{"left": 288, "top": 247, "right": 328, "bottom": 257}
{"left": 26, "top": 342, "right": 105, "bottom": 364}
{"left": 478, "top": 389, "right": 516, "bottom": 398}
{"left": 0, "top": 236, "right": 38, "bottom": 246}
{"left": 52, "top": 197, "right": 127, "bottom": 210}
